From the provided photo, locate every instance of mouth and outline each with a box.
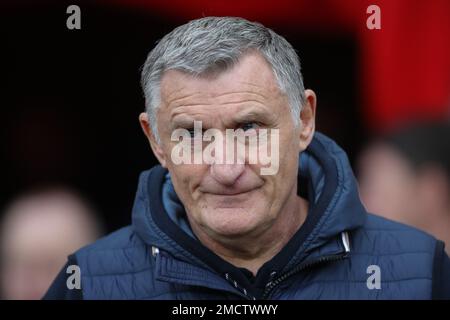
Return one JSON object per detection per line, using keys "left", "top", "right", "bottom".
{"left": 205, "top": 185, "right": 262, "bottom": 197}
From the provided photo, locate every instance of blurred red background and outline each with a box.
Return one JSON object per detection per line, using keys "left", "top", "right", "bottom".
{"left": 107, "top": 0, "right": 450, "bottom": 132}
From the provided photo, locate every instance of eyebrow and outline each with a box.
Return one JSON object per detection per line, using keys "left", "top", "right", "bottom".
{"left": 169, "top": 104, "right": 274, "bottom": 130}
{"left": 170, "top": 116, "right": 198, "bottom": 129}
{"left": 232, "top": 107, "right": 274, "bottom": 124}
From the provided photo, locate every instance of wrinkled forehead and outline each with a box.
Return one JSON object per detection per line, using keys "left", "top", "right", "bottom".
{"left": 159, "top": 52, "right": 285, "bottom": 108}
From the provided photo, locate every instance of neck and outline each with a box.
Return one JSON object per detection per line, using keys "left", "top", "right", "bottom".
{"left": 190, "top": 190, "right": 308, "bottom": 275}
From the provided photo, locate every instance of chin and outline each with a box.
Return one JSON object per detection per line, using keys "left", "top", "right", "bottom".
{"left": 201, "top": 207, "right": 264, "bottom": 237}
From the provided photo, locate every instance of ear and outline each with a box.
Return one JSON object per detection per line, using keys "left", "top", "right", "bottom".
{"left": 139, "top": 112, "right": 167, "bottom": 168}
{"left": 298, "top": 89, "right": 316, "bottom": 151}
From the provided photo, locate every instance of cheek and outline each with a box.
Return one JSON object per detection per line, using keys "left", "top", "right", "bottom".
{"left": 277, "top": 124, "right": 300, "bottom": 159}
{"left": 259, "top": 175, "right": 291, "bottom": 211}
{"left": 251, "top": 131, "right": 299, "bottom": 197}
{"left": 167, "top": 164, "right": 206, "bottom": 200}
{"left": 278, "top": 138, "right": 299, "bottom": 180}
{"left": 273, "top": 152, "right": 299, "bottom": 202}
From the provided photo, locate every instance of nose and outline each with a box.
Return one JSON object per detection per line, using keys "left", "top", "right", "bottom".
{"left": 210, "top": 163, "right": 245, "bottom": 186}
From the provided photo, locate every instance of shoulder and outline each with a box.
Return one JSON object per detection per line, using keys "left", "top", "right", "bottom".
{"left": 350, "top": 213, "right": 439, "bottom": 261}
{"left": 71, "top": 226, "right": 160, "bottom": 299}
{"left": 355, "top": 213, "right": 438, "bottom": 253}
{"left": 44, "top": 226, "right": 160, "bottom": 300}
{"left": 348, "top": 213, "right": 447, "bottom": 298}
{"left": 78, "top": 225, "right": 143, "bottom": 252}
{"left": 74, "top": 225, "right": 153, "bottom": 276}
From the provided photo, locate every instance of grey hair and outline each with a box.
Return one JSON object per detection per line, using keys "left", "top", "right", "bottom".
{"left": 141, "top": 17, "right": 306, "bottom": 141}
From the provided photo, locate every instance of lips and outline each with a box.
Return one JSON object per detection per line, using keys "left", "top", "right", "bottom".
{"left": 203, "top": 185, "right": 262, "bottom": 196}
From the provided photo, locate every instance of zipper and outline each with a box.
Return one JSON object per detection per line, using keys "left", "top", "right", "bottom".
{"left": 261, "top": 252, "right": 349, "bottom": 299}
{"left": 153, "top": 246, "right": 254, "bottom": 300}
{"left": 262, "top": 231, "right": 351, "bottom": 299}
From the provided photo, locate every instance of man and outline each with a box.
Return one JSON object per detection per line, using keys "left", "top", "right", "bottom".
{"left": 358, "top": 122, "right": 450, "bottom": 255}
{"left": 1, "top": 188, "right": 101, "bottom": 299}
{"left": 44, "top": 17, "right": 450, "bottom": 300}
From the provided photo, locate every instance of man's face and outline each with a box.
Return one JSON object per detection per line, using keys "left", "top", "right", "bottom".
{"left": 141, "top": 52, "right": 315, "bottom": 241}
{"left": 358, "top": 144, "right": 430, "bottom": 227}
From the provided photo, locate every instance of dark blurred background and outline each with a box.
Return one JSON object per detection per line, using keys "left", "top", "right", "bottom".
{"left": 0, "top": 0, "right": 449, "bottom": 265}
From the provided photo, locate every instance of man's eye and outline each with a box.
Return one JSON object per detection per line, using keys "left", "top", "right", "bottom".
{"left": 187, "top": 128, "right": 204, "bottom": 138}
{"left": 187, "top": 128, "right": 196, "bottom": 137}
{"left": 240, "top": 122, "right": 258, "bottom": 131}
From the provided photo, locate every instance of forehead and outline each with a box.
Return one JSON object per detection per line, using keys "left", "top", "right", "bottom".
{"left": 159, "top": 52, "right": 283, "bottom": 105}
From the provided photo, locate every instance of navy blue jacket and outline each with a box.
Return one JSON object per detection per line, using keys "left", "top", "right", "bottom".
{"left": 44, "top": 133, "right": 450, "bottom": 299}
